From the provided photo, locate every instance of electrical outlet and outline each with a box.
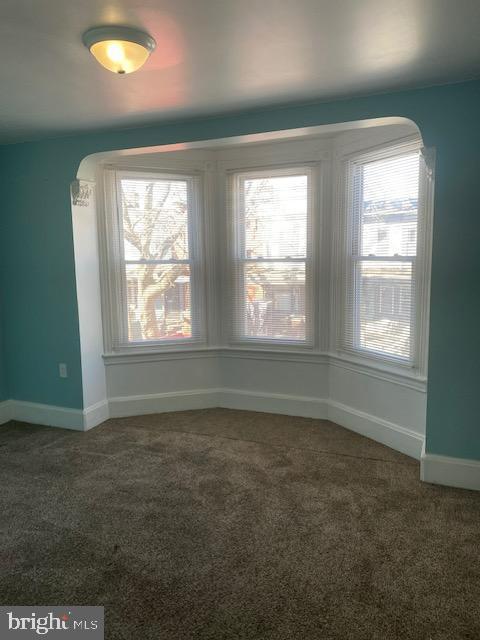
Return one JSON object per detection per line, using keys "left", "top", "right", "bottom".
{"left": 59, "top": 363, "right": 68, "bottom": 378}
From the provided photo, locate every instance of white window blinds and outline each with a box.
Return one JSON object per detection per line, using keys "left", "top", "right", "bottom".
{"left": 343, "top": 146, "right": 423, "bottom": 364}
{"left": 230, "top": 168, "right": 312, "bottom": 344}
{"left": 112, "top": 171, "right": 203, "bottom": 347}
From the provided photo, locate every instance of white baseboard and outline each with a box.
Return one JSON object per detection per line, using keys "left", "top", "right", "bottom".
{"left": 83, "top": 399, "right": 110, "bottom": 430}
{"left": 108, "top": 389, "right": 221, "bottom": 418}
{"left": 12, "top": 400, "right": 85, "bottom": 430}
{"left": 220, "top": 388, "right": 328, "bottom": 419}
{"left": 327, "top": 399, "right": 424, "bottom": 460}
{"left": 2, "top": 399, "right": 109, "bottom": 432}
{"left": 0, "top": 399, "right": 13, "bottom": 425}
{"left": 108, "top": 388, "right": 328, "bottom": 420}
{"left": 421, "top": 444, "right": 480, "bottom": 491}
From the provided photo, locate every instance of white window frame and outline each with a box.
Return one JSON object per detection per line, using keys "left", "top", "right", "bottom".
{"left": 227, "top": 165, "right": 317, "bottom": 348}
{"left": 333, "top": 137, "right": 433, "bottom": 375}
{"left": 101, "top": 167, "right": 206, "bottom": 352}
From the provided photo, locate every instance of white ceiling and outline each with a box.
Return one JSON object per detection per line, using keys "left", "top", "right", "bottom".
{"left": 1, "top": 0, "right": 479, "bottom": 143}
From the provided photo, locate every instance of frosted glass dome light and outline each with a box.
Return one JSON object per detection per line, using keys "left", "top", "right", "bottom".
{"left": 82, "top": 26, "right": 156, "bottom": 74}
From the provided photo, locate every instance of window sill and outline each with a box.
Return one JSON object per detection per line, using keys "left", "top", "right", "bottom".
{"left": 103, "top": 345, "right": 218, "bottom": 365}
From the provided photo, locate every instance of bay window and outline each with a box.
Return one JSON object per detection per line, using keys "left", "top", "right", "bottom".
{"left": 101, "top": 134, "right": 432, "bottom": 377}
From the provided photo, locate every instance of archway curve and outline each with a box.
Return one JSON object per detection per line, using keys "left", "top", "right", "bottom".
{"left": 76, "top": 116, "right": 423, "bottom": 181}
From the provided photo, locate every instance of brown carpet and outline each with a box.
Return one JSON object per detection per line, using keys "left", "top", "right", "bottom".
{"left": 0, "top": 408, "right": 479, "bottom": 639}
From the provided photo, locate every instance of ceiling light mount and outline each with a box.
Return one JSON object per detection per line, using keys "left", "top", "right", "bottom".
{"left": 82, "top": 25, "right": 156, "bottom": 75}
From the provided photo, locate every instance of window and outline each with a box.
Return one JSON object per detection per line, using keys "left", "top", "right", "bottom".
{"left": 342, "top": 143, "right": 427, "bottom": 365}
{"left": 229, "top": 167, "right": 313, "bottom": 344}
{"left": 105, "top": 170, "right": 204, "bottom": 349}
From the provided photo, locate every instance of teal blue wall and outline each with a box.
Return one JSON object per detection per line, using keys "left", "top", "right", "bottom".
{"left": 0, "top": 146, "right": 83, "bottom": 408}
{"left": 0, "top": 199, "right": 8, "bottom": 401}
{"left": 0, "top": 317, "right": 7, "bottom": 401}
{"left": 0, "top": 80, "right": 478, "bottom": 458}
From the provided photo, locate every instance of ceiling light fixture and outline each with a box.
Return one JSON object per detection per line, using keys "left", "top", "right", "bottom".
{"left": 82, "top": 26, "right": 156, "bottom": 75}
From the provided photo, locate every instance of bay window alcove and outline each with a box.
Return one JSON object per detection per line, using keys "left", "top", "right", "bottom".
{"left": 74, "top": 118, "right": 433, "bottom": 459}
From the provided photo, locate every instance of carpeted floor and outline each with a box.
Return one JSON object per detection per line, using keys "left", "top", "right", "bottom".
{"left": 0, "top": 408, "right": 479, "bottom": 639}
